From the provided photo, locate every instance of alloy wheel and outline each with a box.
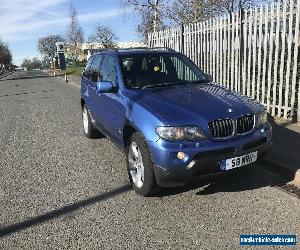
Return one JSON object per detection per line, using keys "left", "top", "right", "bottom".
{"left": 128, "top": 142, "right": 144, "bottom": 188}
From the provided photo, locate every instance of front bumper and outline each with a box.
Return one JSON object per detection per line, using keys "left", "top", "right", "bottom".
{"left": 148, "top": 123, "right": 272, "bottom": 187}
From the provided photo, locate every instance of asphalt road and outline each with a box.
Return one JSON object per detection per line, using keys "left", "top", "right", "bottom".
{"left": 0, "top": 71, "right": 299, "bottom": 250}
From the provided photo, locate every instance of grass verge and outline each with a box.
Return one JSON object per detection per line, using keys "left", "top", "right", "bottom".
{"left": 66, "top": 66, "right": 84, "bottom": 77}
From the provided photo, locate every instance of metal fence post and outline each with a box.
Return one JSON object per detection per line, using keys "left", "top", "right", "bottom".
{"left": 239, "top": 8, "right": 245, "bottom": 94}
{"left": 180, "top": 24, "right": 184, "bottom": 54}
{"left": 146, "top": 1, "right": 300, "bottom": 121}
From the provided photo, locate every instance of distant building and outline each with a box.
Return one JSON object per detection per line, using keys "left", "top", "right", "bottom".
{"left": 65, "top": 41, "right": 147, "bottom": 62}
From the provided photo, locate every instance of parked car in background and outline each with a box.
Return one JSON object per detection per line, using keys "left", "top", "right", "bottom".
{"left": 80, "top": 48, "right": 272, "bottom": 196}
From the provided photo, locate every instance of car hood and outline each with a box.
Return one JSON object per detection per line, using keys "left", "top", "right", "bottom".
{"left": 127, "top": 83, "right": 263, "bottom": 125}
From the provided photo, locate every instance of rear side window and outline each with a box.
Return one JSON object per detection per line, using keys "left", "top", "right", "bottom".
{"left": 100, "top": 55, "right": 117, "bottom": 87}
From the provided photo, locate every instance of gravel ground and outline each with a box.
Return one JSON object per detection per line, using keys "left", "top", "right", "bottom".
{"left": 0, "top": 71, "right": 299, "bottom": 250}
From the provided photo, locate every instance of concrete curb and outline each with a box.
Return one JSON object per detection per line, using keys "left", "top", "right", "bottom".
{"left": 44, "top": 70, "right": 80, "bottom": 86}
{"left": 58, "top": 75, "right": 80, "bottom": 87}
{"left": 52, "top": 73, "right": 80, "bottom": 88}
{"left": 260, "top": 156, "right": 300, "bottom": 186}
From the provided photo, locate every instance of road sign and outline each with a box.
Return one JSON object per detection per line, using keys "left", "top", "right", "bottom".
{"left": 56, "top": 42, "right": 65, "bottom": 53}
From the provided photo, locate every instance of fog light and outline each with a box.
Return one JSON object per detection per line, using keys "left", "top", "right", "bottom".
{"left": 177, "top": 151, "right": 186, "bottom": 160}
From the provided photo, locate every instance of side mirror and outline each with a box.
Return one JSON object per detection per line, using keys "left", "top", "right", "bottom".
{"left": 96, "top": 81, "right": 114, "bottom": 93}
{"left": 205, "top": 73, "right": 213, "bottom": 82}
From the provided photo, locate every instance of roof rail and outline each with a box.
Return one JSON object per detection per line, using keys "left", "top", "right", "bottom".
{"left": 91, "top": 48, "right": 117, "bottom": 53}
{"left": 117, "top": 46, "right": 148, "bottom": 51}
{"left": 116, "top": 47, "right": 176, "bottom": 52}
{"left": 150, "top": 47, "right": 176, "bottom": 52}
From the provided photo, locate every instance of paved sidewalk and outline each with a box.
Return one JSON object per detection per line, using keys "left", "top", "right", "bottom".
{"left": 262, "top": 119, "right": 300, "bottom": 185}
{"left": 54, "top": 72, "right": 300, "bottom": 185}
{"left": 43, "top": 70, "right": 81, "bottom": 86}
{"left": 66, "top": 74, "right": 81, "bottom": 85}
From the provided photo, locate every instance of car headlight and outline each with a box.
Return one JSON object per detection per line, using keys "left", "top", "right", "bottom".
{"left": 156, "top": 126, "right": 206, "bottom": 141}
{"left": 255, "top": 110, "right": 268, "bottom": 128}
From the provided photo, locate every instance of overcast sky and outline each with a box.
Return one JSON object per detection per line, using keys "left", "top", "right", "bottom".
{"left": 0, "top": 0, "right": 140, "bottom": 65}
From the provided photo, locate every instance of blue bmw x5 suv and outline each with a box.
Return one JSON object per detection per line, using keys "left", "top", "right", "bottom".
{"left": 80, "top": 48, "right": 272, "bottom": 196}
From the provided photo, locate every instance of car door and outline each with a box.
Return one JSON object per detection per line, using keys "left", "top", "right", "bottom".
{"left": 87, "top": 54, "right": 105, "bottom": 128}
{"left": 93, "top": 54, "right": 126, "bottom": 145}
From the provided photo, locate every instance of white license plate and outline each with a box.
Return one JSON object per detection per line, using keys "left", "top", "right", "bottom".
{"left": 221, "top": 151, "right": 258, "bottom": 171}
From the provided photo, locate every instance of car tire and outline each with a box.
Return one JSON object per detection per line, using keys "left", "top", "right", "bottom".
{"left": 82, "top": 105, "right": 99, "bottom": 139}
{"left": 126, "top": 132, "right": 159, "bottom": 196}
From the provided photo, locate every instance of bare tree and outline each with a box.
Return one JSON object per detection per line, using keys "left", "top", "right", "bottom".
{"left": 21, "top": 58, "right": 31, "bottom": 70}
{"left": 88, "top": 25, "right": 118, "bottom": 49}
{"left": 67, "top": 3, "right": 84, "bottom": 59}
{"left": 218, "top": 0, "right": 260, "bottom": 15}
{"left": 38, "top": 34, "right": 65, "bottom": 66}
{"left": 122, "top": 0, "right": 166, "bottom": 40}
{"left": 137, "top": 10, "right": 166, "bottom": 41}
{"left": 166, "top": 0, "right": 223, "bottom": 25}
{"left": 21, "top": 57, "right": 42, "bottom": 71}
{"left": 0, "top": 37, "right": 12, "bottom": 71}
{"left": 123, "top": 0, "right": 271, "bottom": 41}
{"left": 166, "top": 0, "right": 268, "bottom": 26}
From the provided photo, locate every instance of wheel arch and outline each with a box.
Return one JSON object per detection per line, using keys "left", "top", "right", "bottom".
{"left": 81, "top": 98, "right": 85, "bottom": 108}
{"left": 123, "top": 123, "right": 138, "bottom": 149}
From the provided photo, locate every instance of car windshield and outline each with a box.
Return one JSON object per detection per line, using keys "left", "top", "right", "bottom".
{"left": 119, "top": 52, "right": 210, "bottom": 89}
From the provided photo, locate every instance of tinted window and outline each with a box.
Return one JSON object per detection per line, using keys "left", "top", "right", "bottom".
{"left": 119, "top": 52, "right": 209, "bottom": 89}
{"left": 100, "top": 55, "right": 117, "bottom": 86}
{"left": 90, "top": 54, "right": 103, "bottom": 82}
{"left": 83, "top": 56, "right": 94, "bottom": 78}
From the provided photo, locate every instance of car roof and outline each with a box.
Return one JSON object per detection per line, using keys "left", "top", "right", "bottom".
{"left": 93, "top": 48, "right": 178, "bottom": 57}
{"left": 117, "top": 48, "right": 177, "bottom": 56}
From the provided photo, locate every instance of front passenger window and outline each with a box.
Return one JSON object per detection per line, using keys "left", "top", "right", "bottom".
{"left": 100, "top": 55, "right": 117, "bottom": 87}
{"left": 90, "top": 55, "right": 103, "bottom": 82}
{"left": 83, "top": 57, "right": 94, "bottom": 78}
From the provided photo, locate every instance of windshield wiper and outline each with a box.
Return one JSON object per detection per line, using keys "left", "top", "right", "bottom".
{"left": 141, "top": 81, "right": 188, "bottom": 89}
